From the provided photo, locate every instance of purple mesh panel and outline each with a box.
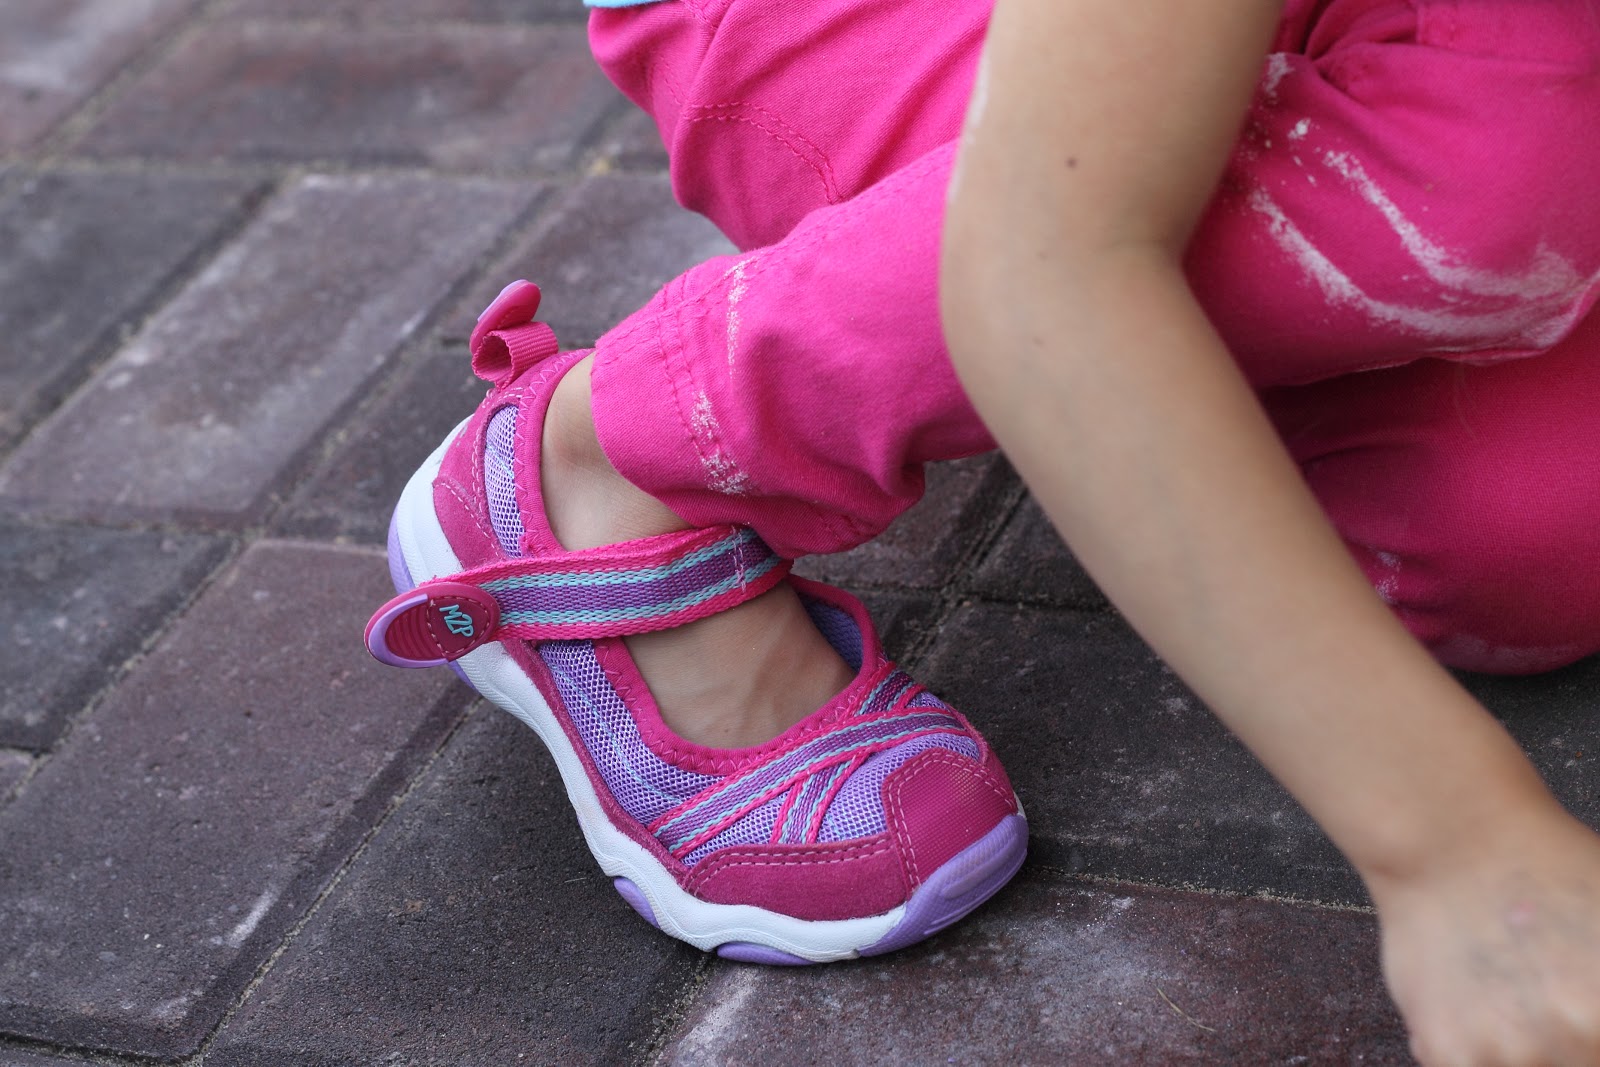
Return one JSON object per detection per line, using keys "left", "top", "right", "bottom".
{"left": 539, "top": 641, "right": 721, "bottom": 825}
{"left": 817, "top": 733, "right": 981, "bottom": 843}
{"left": 907, "top": 691, "right": 949, "bottom": 709}
{"left": 484, "top": 405, "right": 523, "bottom": 557}
{"left": 655, "top": 710, "right": 961, "bottom": 850}
{"left": 681, "top": 790, "right": 787, "bottom": 867}
{"left": 801, "top": 597, "right": 862, "bottom": 669}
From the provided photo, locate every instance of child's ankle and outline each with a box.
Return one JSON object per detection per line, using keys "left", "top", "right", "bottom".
{"left": 542, "top": 353, "right": 688, "bottom": 551}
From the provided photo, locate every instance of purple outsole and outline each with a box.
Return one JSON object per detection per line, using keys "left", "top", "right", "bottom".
{"left": 386, "top": 508, "right": 473, "bottom": 688}
{"left": 613, "top": 876, "right": 659, "bottom": 927}
{"left": 613, "top": 814, "right": 1027, "bottom": 965}
{"left": 718, "top": 942, "right": 812, "bottom": 966}
{"left": 862, "top": 813, "right": 1028, "bottom": 957}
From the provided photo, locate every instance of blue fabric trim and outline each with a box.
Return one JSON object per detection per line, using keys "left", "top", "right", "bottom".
{"left": 585, "top": 0, "right": 669, "bottom": 7}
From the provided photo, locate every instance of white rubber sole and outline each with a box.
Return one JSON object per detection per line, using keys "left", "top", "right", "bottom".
{"left": 392, "top": 421, "right": 904, "bottom": 962}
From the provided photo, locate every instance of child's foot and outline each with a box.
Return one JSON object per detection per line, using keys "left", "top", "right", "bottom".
{"left": 541, "top": 355, "right": 856, "bottom": 749}
{"left": 365, "top": 283, "right": 1025, "bottom": 963}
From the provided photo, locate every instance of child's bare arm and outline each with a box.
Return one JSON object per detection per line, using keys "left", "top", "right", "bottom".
{"left": 940, "top": 1, "right": 1600, "bottom": 1062}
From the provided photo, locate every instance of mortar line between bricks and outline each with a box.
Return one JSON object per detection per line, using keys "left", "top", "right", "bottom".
{"left": 637, "top": 955, "right": 716, "bottom": 1067}
{"left": 2, "top": 677, "right": 468, "bottom": 1065}
{"left": 49, "top": 151, "right": 613, "bottom": 182}
{"left": 964, "top": 589, "right": 1123, "bottom": 615}
{"left": 28, "top": 0, "right": 242, "bottom": 163}
{"left": 1028, "top": 864, "right": 1378, "bottom": 916}
{"left": 10, "top": 155, "right": 571, "bottom": 184}
{"left": 901, "top": 472, "right": 1029, "bottom": 672}
{"left": 0, "top": 745, "right": 36, "bottom": 809}
{"left": 585, "top": 101, "right": 673, "bottom": 178}
{"left": 0, "top": 535, "right": 245, "bottom": 804}
{"left": 250, "top": 181, "right": 572, "bottom": 534}
{"left": 0, "top": 1031, "right": 159, "bottom": 1067}
{"left": 181, "top": 698, "right": 485, "bottom": 1066}
{"left": 224, "top": 14, "right": 591, "bottom": 31}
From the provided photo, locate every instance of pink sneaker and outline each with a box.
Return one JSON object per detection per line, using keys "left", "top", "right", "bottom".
{"left": 364, "top": 282, "right": 1026, "bottom": 963}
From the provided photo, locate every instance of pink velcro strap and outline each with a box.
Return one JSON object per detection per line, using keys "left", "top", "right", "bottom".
{"left": 365, "top": 526, "right": 793, "bottom": 666}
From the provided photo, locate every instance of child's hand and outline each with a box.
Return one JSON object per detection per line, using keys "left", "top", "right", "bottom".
{"left": 1373, "top": 812, "right": 1600, "bottom": 1066}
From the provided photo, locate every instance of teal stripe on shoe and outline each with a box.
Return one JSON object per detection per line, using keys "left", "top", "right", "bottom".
{"left": 498, "top": 554, "right": 785, "bottom": 627}
{"left": 480, "top": 529, "right": 760, "bottom": 592}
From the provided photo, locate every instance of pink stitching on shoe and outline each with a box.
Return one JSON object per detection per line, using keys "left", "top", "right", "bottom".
{"left": 437, "top": 477, "right": 499, "bottom": 550}
{"left": 769, "top": 782, "right": 804, "bottom": 846}
{"left": 684, "top": 834, "right": 896, "bottom": 896}
{"left": 805, "top": 751, "right": 864, "bottom": 845}
{"left": 656, "top": 725, "right": 965, "bottom": 860}
{"left": 883, "top": 749, "right": 1012, "bottom": 887}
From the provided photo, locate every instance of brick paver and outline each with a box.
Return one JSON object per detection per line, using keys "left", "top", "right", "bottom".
{"left": 275, "top": 345, "right": 503, "bottom": 545}
{"left": 658, "top": 871, "right": 1408, "bottom": 1066}
{"left": 0, "top": 750, "right": 29, "bottom": 803}
{"left": 228, "top": 0, "right": 579, "bottom": 19}
{"left": 0, "top": 174, "right": 536, "bottom": 528}
{"left": 0, "top": 543, "right": 471, "bottom": 1058}
{"left": 595, "top": 109, "right": 671, "bottom": 173}
{"left": 0, "top": 522, "right": 228, "bottom": 751}
{"left": 207, "top": 707, "right": 699, "bottom": 1067}
{"left": 0, "top": 170, "right": 258, "bottom": 450}
{"left": 0, "top": 0, "right": 198, "bottom": 152}
{"left": 970, "top": 493, "right": 1110, "bottom": 611}
{"left": 446, "top": 173, "right": 736, "bottom": 348}
{"left": 75, "top": 24, "right": 617, "bottom": 171}
{"left": 0, "top": 1047, "right": 83, "bottom": 1067}
{"left": 1463, "top": 658, "right": 1600, "bottom": 826}
{"left": 922, "top": 602, "right": 1365, "bottom": 904}
{"left": 796, "top": 455, "right": 1019, "bottom": 591}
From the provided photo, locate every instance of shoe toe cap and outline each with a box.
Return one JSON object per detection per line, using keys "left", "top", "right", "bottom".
{"left": 881, "top": 745, "right": 1019, "bottom": 888}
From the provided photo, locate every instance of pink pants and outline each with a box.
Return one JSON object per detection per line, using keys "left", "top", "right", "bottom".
{"left": 585, "top": 0, "right": 1600, "bottom": 675}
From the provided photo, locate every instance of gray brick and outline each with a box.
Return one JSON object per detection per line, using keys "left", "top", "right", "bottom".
{"left": 848, "top": 590, "right": 942, "bottom": 668}
{"left": 0, "top": 522, "right": 229, "bottom": 751}
{"left": 0, "top": 174, "right": 537, "bottom": 528}
{"left": 0, "top": 750, "right": 29, "bottom": 803}
{"left": 0, "top": 542, "right": 472, "bottom": 1058}
{"left": 446, "top": 174, "right": 735, "bottom": 349}
{"left": 795, "top": 455, "right": 1018, "bottom": 591}
{"left": 921, "top": 604, "right": 1362, "bottom": 904}
{"left": 0, "top": 1047, "right": 89, "bottom": 1067}
{"left": 76, "top": 24, "right": 617, "bottom": 171}
{"left": 970, "top": 492, "right": 1110, "bottom": 611}
{"left": 227, "top": 0, "right": 578, "bottom": 19}
{"left": 207, "top": 707, "right": 699, "bottom": 1067}
{"left": 0, "top": 170, "right": 259, "bottom": 451}
{"left": 594, "top": 109, "right": 670, "bottom": 173}
{"left": 923, "top": 605, "right": 1600, "bottom": 908}
{"left": 0, "top": 0, "right": 197, "bottom": 151}
{"left": 274, "top": 349, "right": 494, "bottom": 544}
{"left": 1461, "top": 657, "right": 1600, "bottom": 829}
{"left": 660, "top": 871, "right": 1406, "bottom": 1066}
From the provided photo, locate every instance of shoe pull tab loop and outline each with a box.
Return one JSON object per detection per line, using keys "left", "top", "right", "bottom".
{"left": 470, "top": 279, "right": 560, "bottom": 386}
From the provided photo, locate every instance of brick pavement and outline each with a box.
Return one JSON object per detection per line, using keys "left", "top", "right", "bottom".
{"left": 1, "top": 3, "right": 1595, "bottom": 1065}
